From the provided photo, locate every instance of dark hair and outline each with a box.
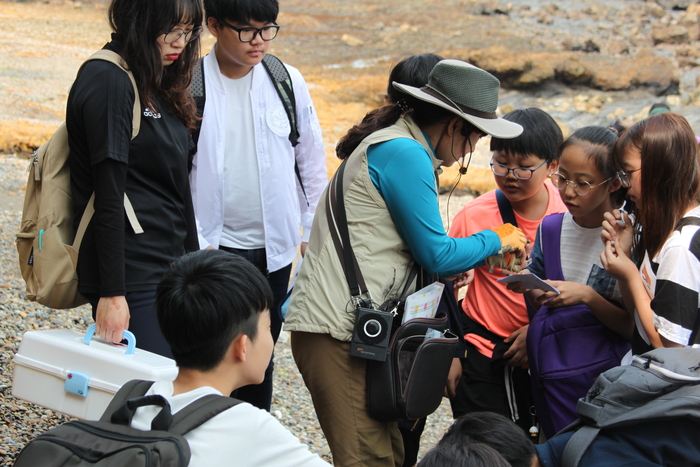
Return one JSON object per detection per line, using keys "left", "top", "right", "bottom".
{"left": 439, "top": 412, "right": 536, "bottom": 467}
{"left": 490, "top": 107, "right": 563, "bottom": 163}
{"left": 156, "top": 250, "right": 273, "bottom": 371}
{"left": 203, "top": 0, "right": 279, "bottom": 23}
{"left": 335, "top": 53, "right": 444, "bottom": 159}
{"left": 418, "top": 443, "right": 510, "bottom": 467}
{"left": 558, "top": 125, "right": 625, "bottom": 206}
{"left": 612, "top": 112, "right": 700, "bottom": 258}
{"left": 108, "top": 0, "right": 203, "bottom": 128}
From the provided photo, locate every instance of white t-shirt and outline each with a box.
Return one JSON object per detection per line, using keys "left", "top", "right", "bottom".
{"left": 220, "top": 69, "right": 265, "bottom": 249}
{"left": 130, "top": 380, "right": 329, "bottom": 467}
{"left": 532, "top": 211, "right": 621, "bottom": 303}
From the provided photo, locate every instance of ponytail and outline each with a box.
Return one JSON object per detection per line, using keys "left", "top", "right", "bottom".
{"left": 335, "top": 104, "right": 403, "bottom": 159}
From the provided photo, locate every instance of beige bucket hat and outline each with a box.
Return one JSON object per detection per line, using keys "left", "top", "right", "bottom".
{"left": 393, "top": 59, "right": 523, "bottom": 139}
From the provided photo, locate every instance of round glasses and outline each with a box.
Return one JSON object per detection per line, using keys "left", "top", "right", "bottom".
{"left": 550, "top": 172, "right": 614, "bottom": 196}
{"left": 218, "top": 19, "right": 280, "bottom": 42}
{"left": 490, "top": 159, "right": 547, "bottom": 180}
{"left": 616, "top": 168, "right": 641, "bottom": 188}
{"left": 164, "top": 26, "right": 202, "bottom": 44}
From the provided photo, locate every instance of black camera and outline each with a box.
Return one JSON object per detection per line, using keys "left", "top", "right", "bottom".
{"left": 349, "top": 306, "right": 394, "bottom": 362}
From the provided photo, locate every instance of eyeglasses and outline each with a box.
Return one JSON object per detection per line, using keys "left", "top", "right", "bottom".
{"left": 164, "top": 26, "right": 202, "bottom": 44}
{"left": 490, "top": 159, "right": 547, "bottom": 180}
{"left": 550, "top": 172, "right": 614, "bottom": 196}
{"left": 616, "top": 168, "right": 641, "bottom": 188}
{"left": 218, "top": 19, "right": 280, "bottom": 42}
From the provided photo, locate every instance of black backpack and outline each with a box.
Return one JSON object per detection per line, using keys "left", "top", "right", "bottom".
{"left": 13, "top": 380, "right": 239, "bottom": 467}
{"left": 189, "top": 54, "right": 307, "bottom": 203}
{"left": 560, "top": 347, "right": 700, "bottom": 467}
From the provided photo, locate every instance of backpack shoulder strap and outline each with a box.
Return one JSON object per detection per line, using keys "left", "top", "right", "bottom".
{"left": 190, "top": 58, "right": 206, "bottom": 146}
{"left": 72, "top": 49, "right": 144, "bottom": 249}
{"left": 84, "top": 49, "right": 141, "bottom": 139}
{"left": 561, "top": 425, "right": 600, "bottom": 467}
{"left": 99, "top": 379, "right": 154, "bottom": 422}
{"left": 168, "top": 395, "right": 242, "bottom": 436}
{"left": 262, "top": 54, "right": 299, "bottom": 147}
{"left": 261, "top": 54, "right": 308, "bottom": 205}
{"left": 495, "top": 189, "right": 517, "bottom": 228}
{"left": 675, "top": 216, "right": 700, "bottom": 231}
{"left": 541, "top": 212, "right": 565, "bottom": 281}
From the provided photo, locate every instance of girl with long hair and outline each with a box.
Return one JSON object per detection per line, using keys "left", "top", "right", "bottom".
{"left": 67, "top": 0, "right": 203, "bottom": 357}
{"left": 601, "top": 113, "right": 700, "bottom": 353}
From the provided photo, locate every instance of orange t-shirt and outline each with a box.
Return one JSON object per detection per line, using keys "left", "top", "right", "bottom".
{"left": 448, "top": 182, "right": 567, "bottom": 357}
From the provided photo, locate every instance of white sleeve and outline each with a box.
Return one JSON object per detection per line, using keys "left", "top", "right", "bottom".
{"left": 288, "top": 66, "right": 327, "bottom": 242}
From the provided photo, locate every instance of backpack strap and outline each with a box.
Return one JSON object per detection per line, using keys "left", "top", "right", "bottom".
{"left": 99, "top": 379, "right": 154, "bottom": 423}
{"left": 190, "top": 58, "right": 206, "bottom": 147}
{"left": 261, "top": 54, "right": 308, "bottom": 206}
{"left": 71, "top": 49, "right": 145, "bottom": 251}
{"left": 495, "top": 189, "right": 518, "bottom": 228}
{"left": 262, "top": 54, "right": 300, "bottom": 147}
{"left": 168, "top": 395, "right": 242, "bottom": 436}
{"left": 561, "top": 425, "right": 601, "bottom": 467}
{"left": 85, "top": 50, "right": 141, "bottom": 139}
{"left": 541, "top": 212, "right": 565, "bottom": 281}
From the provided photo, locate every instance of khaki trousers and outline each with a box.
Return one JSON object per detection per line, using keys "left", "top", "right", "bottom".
{"left": 291, "top": 331, "right": 404, "bottom": 467}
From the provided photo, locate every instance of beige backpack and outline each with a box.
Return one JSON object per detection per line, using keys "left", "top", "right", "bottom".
{"left": 17, "top": 49, "right": 143, "bottom": 309}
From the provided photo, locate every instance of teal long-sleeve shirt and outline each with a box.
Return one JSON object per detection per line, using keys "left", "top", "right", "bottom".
{"left": 366, "top": 137, "right": 500, "bottom": 277}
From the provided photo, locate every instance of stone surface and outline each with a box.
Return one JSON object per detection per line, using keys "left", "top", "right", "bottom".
{"left": 652, "top": 24, "right": 691, "bottom": 45}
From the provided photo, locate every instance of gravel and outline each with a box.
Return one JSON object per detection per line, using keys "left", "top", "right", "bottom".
{"left": 0, "top": 153, "right": 464, "bottom": 466}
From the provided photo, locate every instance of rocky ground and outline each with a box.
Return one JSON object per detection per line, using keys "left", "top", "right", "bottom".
{"left": 1, "top": 0, "right": 700, "bottom": 464}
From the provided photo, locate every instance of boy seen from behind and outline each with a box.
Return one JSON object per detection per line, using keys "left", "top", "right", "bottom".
{"left": 448, "top": 108, "right": 565, "bottom": 432}
{"left": 129, "top": 250, "right": 328, "bottom": 467}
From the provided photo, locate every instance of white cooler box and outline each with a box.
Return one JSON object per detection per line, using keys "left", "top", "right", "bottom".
{"left": 12, "top": 324, "right": 178, "bottom": 420}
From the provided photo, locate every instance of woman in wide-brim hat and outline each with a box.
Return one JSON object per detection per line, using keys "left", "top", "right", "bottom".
{"left": 285, "top": 59, "right": 525, "bottom": 467}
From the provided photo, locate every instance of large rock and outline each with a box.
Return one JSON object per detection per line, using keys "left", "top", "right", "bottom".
{"left": 585, "top": 55, "right": 678, "bottom": 95}
{"left": 651, "top": 24, "right": 690, "bottom": 45}
{"left": 440, "top": 46, "right": 678, "bottom": 95}
{"left": 653, "top": 0, "right": 695, "bottom": 9}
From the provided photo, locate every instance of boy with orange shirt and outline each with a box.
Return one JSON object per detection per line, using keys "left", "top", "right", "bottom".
{"left": 448, "top": 108, "right": 565, "bottom": 433}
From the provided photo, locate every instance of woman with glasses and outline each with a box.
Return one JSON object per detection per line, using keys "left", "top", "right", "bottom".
{"left": 507, "top": 126, "right": 632, "bottom": 437}
{"left": 67, "top": 0, "right": 202, "bottom": 357}
{"left": 601, "top": 113, "right": 700, "bottom": 354}
{"left": 286, "top": 60, "right": 527, "bottom": 467}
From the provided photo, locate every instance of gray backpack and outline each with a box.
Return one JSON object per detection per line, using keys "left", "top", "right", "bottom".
{"left": 13, "top": 380, "right": 239, "bottom": 466}
{"left": 561, "top": 347, "right": 700, "bottom": 467}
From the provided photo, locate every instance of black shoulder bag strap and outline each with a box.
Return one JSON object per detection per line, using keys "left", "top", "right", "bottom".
{"left": 326, "top": 159, "right": 370, "bottom": 304}
{"left": 495, "top": 189, "right": 518, "bottom": 228}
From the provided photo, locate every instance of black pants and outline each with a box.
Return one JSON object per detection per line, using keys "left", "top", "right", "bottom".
{"left": 88, "top": 290, "right": 172, "bottom": 359}
{"left": 450, "top": 342, "right": 533, "bottom": 434}
{"left": 220, "top": 246, "right": 292, "bottom": 412}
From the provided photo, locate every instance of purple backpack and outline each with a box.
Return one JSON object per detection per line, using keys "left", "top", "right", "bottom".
{"left": 526, "top": 213, "right": 630, "bottom": 438}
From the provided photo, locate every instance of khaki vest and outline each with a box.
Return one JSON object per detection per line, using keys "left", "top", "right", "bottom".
{"left": 285, "top": 116, "right": 441, "bottom": 341}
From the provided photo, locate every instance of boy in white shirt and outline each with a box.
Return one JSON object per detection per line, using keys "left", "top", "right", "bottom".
{"left": 190, "top": 0, "right": 327, "bottom": 411}
{"left": 130, "top": 250, "right": 329, "bottom": 467}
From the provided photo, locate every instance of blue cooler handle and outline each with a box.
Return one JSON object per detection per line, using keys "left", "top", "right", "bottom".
{"left": 83, "top": 324, "right": 136, "bottom": 355}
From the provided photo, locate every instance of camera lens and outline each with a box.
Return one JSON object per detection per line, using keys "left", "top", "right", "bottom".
{"left": 364, "top": 319, "right": 382, "bottom": 338}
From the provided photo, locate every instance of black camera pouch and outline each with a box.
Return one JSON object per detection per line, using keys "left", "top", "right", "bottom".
{"left": 327, "top": 159, "right": 458, "bottom": 421}
{"left": 366, "top": 312, "right": 458, "bottom": 421}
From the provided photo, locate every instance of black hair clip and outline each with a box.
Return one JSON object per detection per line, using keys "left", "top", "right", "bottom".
{"left": 397, "top": 99, "right": 412, "bottom": 113}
